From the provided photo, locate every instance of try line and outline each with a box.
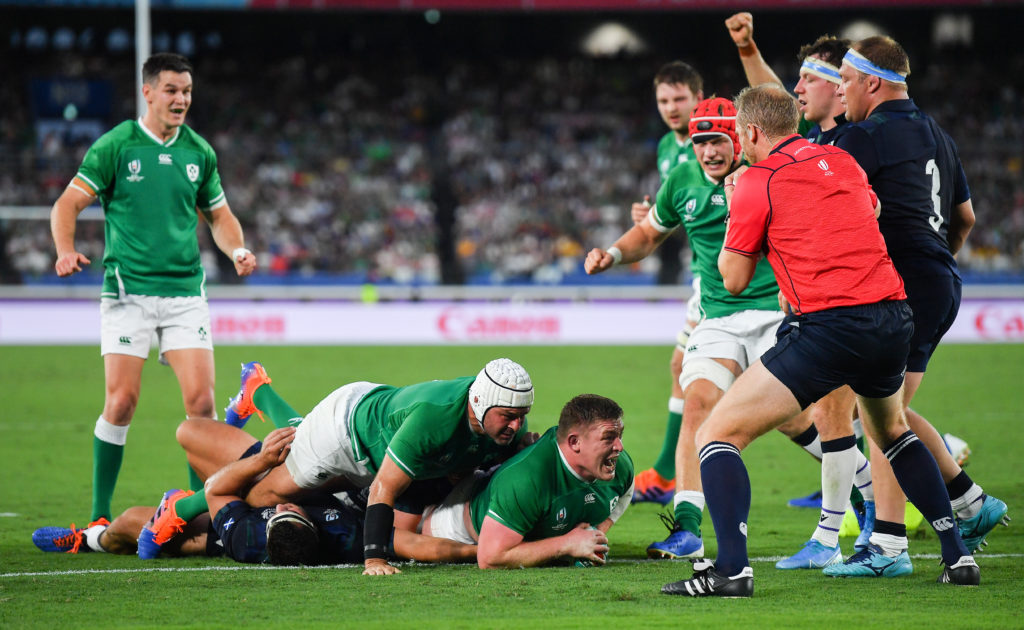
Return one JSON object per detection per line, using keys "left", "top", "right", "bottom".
{"left": 4, "top": 554, "right": 1022, "bottom": 579}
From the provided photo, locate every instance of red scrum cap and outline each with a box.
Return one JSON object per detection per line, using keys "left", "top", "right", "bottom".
{"left": 689, "top": 97, "right": 741, "bottom": 162}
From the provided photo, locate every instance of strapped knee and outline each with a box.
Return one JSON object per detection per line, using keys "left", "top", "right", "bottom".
{"left": 679, "top": 358, "right": 736, "bottom": 393}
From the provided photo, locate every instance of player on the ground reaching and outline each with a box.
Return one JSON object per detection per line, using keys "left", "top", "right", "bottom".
{"left": 106, "top": 358, "right": 534, "bottom": 575}
{"left": 34, "top": 424, "right": 476, "bottom": 566}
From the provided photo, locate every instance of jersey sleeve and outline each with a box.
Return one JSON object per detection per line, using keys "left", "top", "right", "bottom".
{"left": 484, "top": 472, "right": 543, "bottom": 536}
{"left": 195, "top": 143, "right": 227, "bottom": 212}
{"left": 723, "top": 167, "right": 771, "bottom": 256}
{"left": 75, "top": 133, "right": 118, "bottom": 196}
{"left": 651, "top": 177, "right": 681, "bottom": 232}
{"left": 945, "top": 134, "right": 971, "bottom": 204}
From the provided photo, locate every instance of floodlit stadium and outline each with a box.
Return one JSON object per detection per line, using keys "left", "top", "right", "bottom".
{"left": 1, "top": 1, "right": 1021, "bottom": 627}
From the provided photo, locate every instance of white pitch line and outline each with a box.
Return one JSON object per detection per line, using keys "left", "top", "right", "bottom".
{"left": 3, "top": 554, "right": 1022, "bottom": 579}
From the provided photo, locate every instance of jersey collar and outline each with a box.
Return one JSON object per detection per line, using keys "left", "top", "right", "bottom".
{"left": 556, "top": 441, "right": 588, "bottom": 483}
{"left": 869, "top": 97, "right": 917, "bottom": 115}
{"left": 768, "top": 134, "right": 804, "bottom": 156}
{"left": 136, "top": 117, "right": 181, "bottom": 147}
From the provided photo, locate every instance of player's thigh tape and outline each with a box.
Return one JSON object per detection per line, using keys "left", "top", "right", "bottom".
{"left": 679, "top": 357, "right": 736, "bottom": 393}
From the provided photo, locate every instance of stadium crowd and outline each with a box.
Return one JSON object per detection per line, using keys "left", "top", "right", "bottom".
{"left": 2, "top": 45, "right": 1022, "bottom": 285}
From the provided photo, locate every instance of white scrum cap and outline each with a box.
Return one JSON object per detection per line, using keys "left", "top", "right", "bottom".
{"left": 469, "top": 358, "right": 534, "bottom": 422}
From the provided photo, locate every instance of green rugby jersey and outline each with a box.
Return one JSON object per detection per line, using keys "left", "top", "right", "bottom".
{"left": 657, "top": 131, "right": 696, "bottom": 183}
{"left": 470, "top": 428, "right": 633, "bottom": 539}
{"left": 653, "top": 160, "right": 779, "bottom": 319}
{"left": 76, "top": 119, "right": 226, "bottom": 298}
{"left": 351, "top": 377, "right": 525, "bottom": 480}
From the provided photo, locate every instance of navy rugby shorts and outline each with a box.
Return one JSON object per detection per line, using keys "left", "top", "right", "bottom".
{"left": 762, "top": 300, "right": 913, "bottom": 409}
{"left": 897, "top": 258, "right": 962, "bottom": 373}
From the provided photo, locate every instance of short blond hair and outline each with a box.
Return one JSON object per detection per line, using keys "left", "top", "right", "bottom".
{"left": 734, "top": 84, "right": 800, "bottom": 140}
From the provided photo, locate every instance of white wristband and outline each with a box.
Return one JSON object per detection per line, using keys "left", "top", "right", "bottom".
{"left": 232, "top": 247, "right": 252, "bottom": 261}
{"left": 607, "top": 246, "right": 623, "bottom": 266}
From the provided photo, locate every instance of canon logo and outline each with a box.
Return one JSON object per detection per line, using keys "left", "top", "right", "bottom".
{"left": 437, "top": 308, "right": 560, "bottom": 341}
{"left": 213, "top": 316, "right": 286, "bottom": 337}
{"left": 973, "top": 306, "right": 1024, "bottom": 340}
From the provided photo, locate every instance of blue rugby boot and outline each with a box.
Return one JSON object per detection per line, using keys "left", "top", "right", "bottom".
{"left": 823, "top": 543, "right": 912, "bottom": 578}
{"left": 776, "top": 539, "right": 842, "bottom": 569}
{"left": 855, "top": 500, "right": 876, "bottom": 551}
{"left": 647, "top": 513, "right": 704, "bottom": 559}
{"left": 224, "top": 361, "right": 271, "bottom": 428}
{"left": 959, "top": 494, "right": 1010, "bottom": 553}
{"left": 787, "top": 489, "right": 823, "bottom": 509}
{"left": 32, "top": 518, "right": 109, "bottom": 553}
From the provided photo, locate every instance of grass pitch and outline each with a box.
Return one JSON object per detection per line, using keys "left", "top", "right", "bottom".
{"left": 1, "top": 344, "right": 1021, "bottom": 628}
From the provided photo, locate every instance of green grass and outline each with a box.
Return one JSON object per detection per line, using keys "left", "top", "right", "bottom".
{"left": 1, "top": 344, "right": 1022, "bottom": 628}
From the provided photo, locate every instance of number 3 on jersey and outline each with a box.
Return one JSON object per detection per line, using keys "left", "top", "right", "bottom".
{"left": 926, "top": 159, "right": 943, "bottom": 232}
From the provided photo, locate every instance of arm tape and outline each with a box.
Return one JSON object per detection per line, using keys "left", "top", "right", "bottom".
{"left": 363, "top": 503, "right": 395, "bottom": 560}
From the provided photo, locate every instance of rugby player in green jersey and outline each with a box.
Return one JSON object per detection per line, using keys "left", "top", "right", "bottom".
{"left": 631, "top": 61, "right": 706, "bottom": 506}
{"left": 586, "top": 97, "right": 818, "bottom": 561}
{"left": 47, "top": 53, "right": 256, "bottom": 534}
{"left": 414, "top": 394, "right": 632, "bottom": 569}
{"left": 200, "top": 358, "right": 534, "bottom": 576}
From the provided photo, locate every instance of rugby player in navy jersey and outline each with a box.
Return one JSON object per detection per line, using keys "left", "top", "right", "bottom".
{"left": 825, "top": 35, "right": 1008, "bottom": 577}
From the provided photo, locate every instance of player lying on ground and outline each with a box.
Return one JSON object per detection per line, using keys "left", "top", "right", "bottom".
{"left": 33, "top": 425, "right": 476, "bottom": 566}
{"left": 36, "top": 394, "right": 631, "bottom": 570}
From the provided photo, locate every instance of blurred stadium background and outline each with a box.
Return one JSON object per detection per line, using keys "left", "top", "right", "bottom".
{"left": 1, "top": 0, "right": 1022, "bottom": 343}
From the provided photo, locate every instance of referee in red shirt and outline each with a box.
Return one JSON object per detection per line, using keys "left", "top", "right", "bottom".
{"left": 661, "top": 84, "right": 978, "bottom": 598}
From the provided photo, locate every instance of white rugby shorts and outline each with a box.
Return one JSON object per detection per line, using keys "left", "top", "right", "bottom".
{"left": 420, "top": 471, "right": 483, "bottom": 545}
{"left": 682, "top": 308, "right": 784, "bottom": 369}
{"left": 285, "top": 381, "right": 382, "bottom": 490}
{"left": 100, "top": 295, "right": 212, "bottom": 359}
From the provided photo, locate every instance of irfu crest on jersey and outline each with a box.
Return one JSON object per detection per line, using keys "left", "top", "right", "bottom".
{"left": 186, "top": 163, "right": 200, "bottom": 182}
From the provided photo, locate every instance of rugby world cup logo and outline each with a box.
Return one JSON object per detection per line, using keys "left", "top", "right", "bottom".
{"left": 126, "top": 159, "right": 144, "bottom": 182}
{"left": 818, "top": 159, "right": 834, "bottom": 176}
{"left": 186, "top": 163, "right": 200, "bottom": 182}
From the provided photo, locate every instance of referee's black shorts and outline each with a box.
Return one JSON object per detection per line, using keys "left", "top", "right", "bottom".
{"left": 761, "top": 300, "right": 913, "bottom": 409}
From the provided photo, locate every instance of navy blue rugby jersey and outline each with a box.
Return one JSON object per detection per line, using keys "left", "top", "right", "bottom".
{"left": 836, "top": 98, "right": 970, "bottom": 267}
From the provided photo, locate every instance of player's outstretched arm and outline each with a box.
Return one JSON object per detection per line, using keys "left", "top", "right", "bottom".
{"left": 205, "top": 204, "right": 257, "bottom": 276}
{"left": 584, "top": 220, "right": 668, "bottom": 275}
{"left": 724, "top": 12, "right": 785, "bottom": 88}
{"left": 393, "top": 529, "right": 477, "bottom": 564}
{"left": 477, "top": 519, "right": 608, "bottom": 569}
{"left": 50, "top": 181, "right": 95, "bottom": 276}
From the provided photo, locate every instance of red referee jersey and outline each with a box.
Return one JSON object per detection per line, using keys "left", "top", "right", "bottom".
{"left": 724, "top": 135, "right": 906, "bottom": 315}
